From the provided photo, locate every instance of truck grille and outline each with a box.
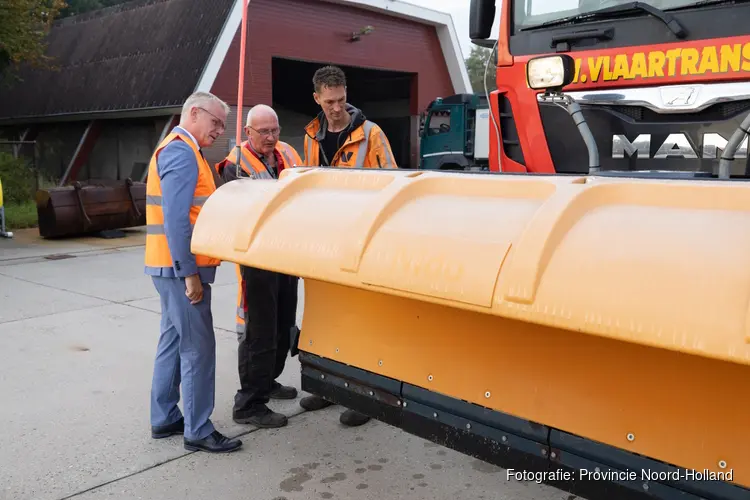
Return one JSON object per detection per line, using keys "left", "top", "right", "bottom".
{"left": 607, "top": 100, "right": 750, "bottom": 123}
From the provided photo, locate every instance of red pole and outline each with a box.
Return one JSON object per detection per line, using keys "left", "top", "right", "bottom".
{"left": 235, "top": 0, "right": 249, "bottom": 178}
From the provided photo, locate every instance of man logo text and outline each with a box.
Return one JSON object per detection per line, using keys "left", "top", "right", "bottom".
{"left": 612, "top": 133, "right": 748, "bottom": 159}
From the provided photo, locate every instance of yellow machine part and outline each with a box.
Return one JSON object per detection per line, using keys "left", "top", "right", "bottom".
{"left": 192, "top": 167, "right": 750, "bottom": 489}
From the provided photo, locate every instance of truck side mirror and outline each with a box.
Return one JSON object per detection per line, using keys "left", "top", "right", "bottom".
{"left": 470, "top": 0, "right": 496, "bottom": 40}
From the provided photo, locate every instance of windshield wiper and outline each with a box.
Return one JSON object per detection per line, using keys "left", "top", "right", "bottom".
{"left": 521, "top": 1, "right": 687, "bottom": 39}
{"left": 666, "top": 0, "right": 750, "bottom": 11}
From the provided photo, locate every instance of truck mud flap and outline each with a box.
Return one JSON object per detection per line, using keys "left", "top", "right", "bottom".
{"left": 36, "top": 179, "right": 146, "bottom": 238}
{"left": 190, "top": 167, "right": 750, "bottom": 500}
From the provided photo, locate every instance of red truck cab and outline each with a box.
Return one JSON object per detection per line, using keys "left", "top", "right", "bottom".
{"left": 470, "top": 0, "right": 750, "bottom": 178}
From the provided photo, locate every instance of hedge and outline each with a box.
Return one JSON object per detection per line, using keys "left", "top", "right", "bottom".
{"left": 0, "top": 151, "right": 36, "bottom": 205}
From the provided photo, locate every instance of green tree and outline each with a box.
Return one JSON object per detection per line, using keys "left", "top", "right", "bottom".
{"left": 0, "top": 0, "right": 66, "bottom": 78}
{"left": 465, "top": 45, "right": 498, "bottom": 94}
{"left": 58, "top": 0, "right": 129, "bottom": 18}
{"left": 58, "top": 0, "right": 103, "bottom": 16}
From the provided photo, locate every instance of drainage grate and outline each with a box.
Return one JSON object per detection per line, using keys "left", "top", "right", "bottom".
{"left": 44, "top": 254, "right": 77, "bottom": 260}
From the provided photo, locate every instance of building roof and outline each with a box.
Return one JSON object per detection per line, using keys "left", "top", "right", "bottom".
{"left": 0, "top": 0, "right": 235, "bottom": 124}
{"left": 0, "top": 0, "right": 470, "bottom": 125}
{"left": 196, "top": 0, "right": 472, "bottom": 96}
{"left": 342, "top": 0, "right": 472, "bottom": 93}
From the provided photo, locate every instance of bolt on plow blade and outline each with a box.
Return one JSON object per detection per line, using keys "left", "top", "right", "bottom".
{"left": 192, "top": 167, "right": 750, "bottom": 500}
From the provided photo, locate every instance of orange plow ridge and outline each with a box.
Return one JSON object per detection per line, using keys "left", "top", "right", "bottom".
{"left": 191, "top": 167, "right": 750, "bottom": 500}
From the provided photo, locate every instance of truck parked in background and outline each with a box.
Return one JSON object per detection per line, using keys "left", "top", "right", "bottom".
{"left": 418, "top": 93, "right": 490, "bottom": 171}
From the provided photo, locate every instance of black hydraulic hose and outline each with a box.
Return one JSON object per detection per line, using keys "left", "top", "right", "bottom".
{"left": 718, "top": 110, "right": 750, "bottom": 179}
{"left": 566, "top": 100, "right": 600, "bottom": 174}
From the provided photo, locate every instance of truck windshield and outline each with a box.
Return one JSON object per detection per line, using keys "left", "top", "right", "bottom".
{"left": 514, "top": 0, "right": 699, "bottom": 30}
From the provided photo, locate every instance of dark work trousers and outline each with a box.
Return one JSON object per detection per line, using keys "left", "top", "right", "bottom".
{"left": 233, "top": 265, "right": 299, "bottom": 418}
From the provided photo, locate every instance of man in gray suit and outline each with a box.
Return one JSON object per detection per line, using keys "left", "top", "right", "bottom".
{"left": 145, "top": 91, "right": 242, "bottom": 454}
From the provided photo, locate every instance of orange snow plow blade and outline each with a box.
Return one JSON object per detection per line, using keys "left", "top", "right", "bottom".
{"left": 192, "top": 167, "right": 750, "bottom": 500}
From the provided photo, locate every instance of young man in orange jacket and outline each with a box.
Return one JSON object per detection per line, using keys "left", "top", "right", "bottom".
{"left": 299, "top": 66, "right": 398, "bottom": 428}
{"left": 303, "top": 65, "right": 398, "bottom": 170}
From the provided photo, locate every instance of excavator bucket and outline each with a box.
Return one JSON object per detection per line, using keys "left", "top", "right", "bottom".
{"left": 191, "top": 167, "right": 750, "bottom": 500}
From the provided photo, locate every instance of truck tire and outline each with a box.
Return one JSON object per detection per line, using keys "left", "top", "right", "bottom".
{"left": 439, "top": 163, "right": 464, "bottom": 171}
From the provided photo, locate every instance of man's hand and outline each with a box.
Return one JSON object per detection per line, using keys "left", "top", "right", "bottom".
{"left": 185, "top": 274, "right": 203, "bottom": 304}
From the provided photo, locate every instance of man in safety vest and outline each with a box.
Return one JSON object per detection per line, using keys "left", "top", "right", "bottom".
{"left": 215, "top": 105, "right": 302, "bottom": 182}
{"left": 298, "top": 65, "right": 398, "bottom": 428}
{"left": 214, "top": 104, "right": 302, "bottom": 429}
{"left": 303, "top": 65, "right": 398, "bottom": 169}
{"left": 144, "top": 91, "right": 242, "bottom": 454}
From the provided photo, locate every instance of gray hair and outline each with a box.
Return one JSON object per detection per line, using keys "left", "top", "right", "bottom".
{"left": 181, "top": 91, "right": 230, "bottom": 120}
{"left": 246, "top": 104, "right": 278, "bottom": 126}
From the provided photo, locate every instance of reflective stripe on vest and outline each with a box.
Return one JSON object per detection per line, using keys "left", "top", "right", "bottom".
{"left": 234, "top": 263, "right": 245, "bottom": 334}
{"left": 354, "top": 121, "right": 375, "bottom": 168}
{"left": 305, "top": 137, "right": 316, "bottom": 166}
{"left": 145, "top": 195, "right": 208, "bottom": 234}
{"left": 237, "top": 147, "right": 274, "bottom": 180}
{"left": 144, "top": 132, "right": 220, "bottom": 270}
{"left": 236, "top": 309, "right": 244, "bottom": 334}
{"left": 235, "top": 141, "right": 299, "bottom": 178}
{"left": 305, "top": 121, "right": 374, "bottom": 167}
{"left": 279, "top": 144, "right": 296, "bottom": 169}
{"left": 376, "top": 127, "right": 395, "bottom": 168}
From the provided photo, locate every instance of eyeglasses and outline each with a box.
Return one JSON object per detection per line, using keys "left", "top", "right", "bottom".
{"left": 248, "top": 125, "right": 281, "bottom": 137}
{"left": 197, "top": 107, "right": 225, "bottom": 131}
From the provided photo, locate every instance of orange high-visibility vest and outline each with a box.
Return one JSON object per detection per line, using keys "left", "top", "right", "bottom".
{"left": 221, "top": 140, "right": 303, "bottom": 333}
{"left": 220, "top": 140, "right": 301, "bottom": 180}
{"left": 144, "top": 131, "right": 221, "bottom": 272}
{"left": 303, "top": 119, "right": 397, "bottom": 168}
{"left": 235, "top": 265, "right": 245, "bottom": 333}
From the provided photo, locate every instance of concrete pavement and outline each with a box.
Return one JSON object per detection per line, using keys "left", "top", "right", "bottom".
{"left": 0, "top": 229, "right": 575, "bottom": 500}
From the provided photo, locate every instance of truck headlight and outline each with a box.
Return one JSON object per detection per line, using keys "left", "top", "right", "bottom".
{"left": 526, "top": 55, "right": 575, "bottom": 91}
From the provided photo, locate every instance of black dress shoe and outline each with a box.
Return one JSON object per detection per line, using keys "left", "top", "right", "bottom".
{"left": 151, "top": 417, "right": 184, "bottom": 439}
{"left": 184, "top": 430, "right": 242, "bottom": 453}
